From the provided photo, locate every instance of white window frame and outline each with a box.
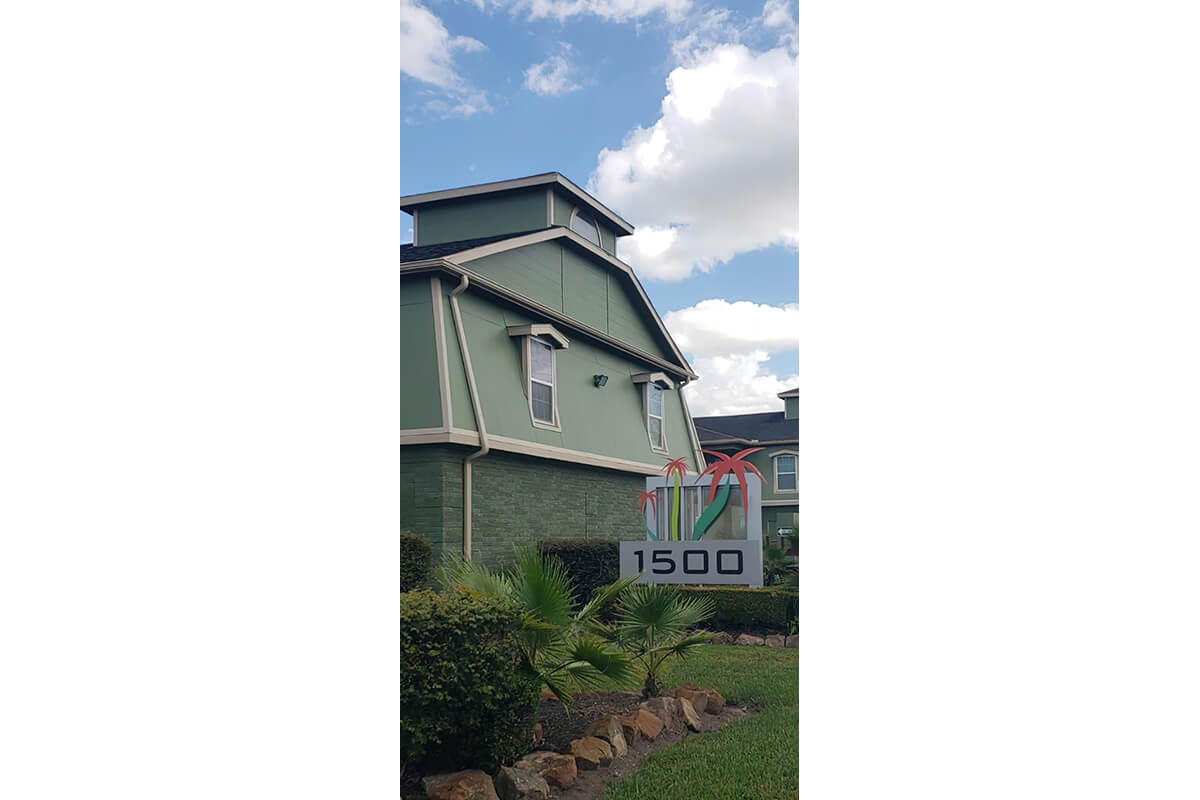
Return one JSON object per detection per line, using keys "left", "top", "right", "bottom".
{"left": 772, "top": 450, "right": 798, "bottom": 494}
{"left": 568, "top": 208, "right": 602, "bottom": 247}
{"left": 525, "top": 335, "right": 561, "bottom": 431}
{"left": 643, "top": 382, "right": 668, "bottom": 454}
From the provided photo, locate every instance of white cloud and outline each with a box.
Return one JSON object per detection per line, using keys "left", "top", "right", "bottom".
{"left": 666, "top": 299, "right": 798, "bottom": 416}
{"left": 685, "top": 352, "right": 798, "bottom": 416}
{"left": 758, "top": 0, "right": 797, "bottom": 51}
{"left": 400, "top": 0, "right": 491, "bottom": 117}
{"left": 511, "top": 0, "right": 691, "bottom": 23}
{"left": 589, "top": 43, "right": 798, "bottom": 281}
{"left": 665, "top": 299, "right": 798, "bottom": 355}
{"left": 523, "top": 53, "right": 581, "bottom": 96}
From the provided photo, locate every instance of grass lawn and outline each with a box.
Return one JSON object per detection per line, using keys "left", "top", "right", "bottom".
{"left": 601, "top": 645, "right": 798, "bottom": 800}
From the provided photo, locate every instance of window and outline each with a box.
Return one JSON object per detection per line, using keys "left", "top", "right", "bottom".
{"left": 774, "top": 453, "right": 797, "bottom": 492}
{"left": 646, "top": 382, "right": 665, "bottom": 450}
{"left": 569, "top": 209, "right": 601, "bottom": 247}
{"left": 506, "top": 323, "right": 568, "bottom": 430}
{"left": 529, "top": 336, "right": 556, "bottom": 425}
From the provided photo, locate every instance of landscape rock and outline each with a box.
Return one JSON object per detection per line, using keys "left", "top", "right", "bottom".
{"left": 786, "top": 635, "right": 798, "bottom": 647}
{"left": 422, "top": 773, "right": 454, "bottom": 796}
{"left": 640, "top": 696, "right": 682, "bottom": 730}
{"left": 735, "top": 633, "right": 765, "bottom": 646}
{"left": 585, "top": 715, "right": 627, "bottom": 758}
{"left": 429, "top": 770, "right": 499, "bottom": 800}
{"left": 539, "top": 688, "right": 556, "bottom": 701}
{"left": 531, "top": 722, "right": 544, "bottom": 747}
{"left": 765, "top": 634, "right": 786, "bottom": 647}
{"left": 623, "top": 708, "right": 663, "bottom": 740}
{"left": 617, "top": 714, "right": 640, "bottom": 742}
{"left": 703, "top": 690, "right": 725, "bottom": 714}
{"left": 513, "top": 751, "right": 577, "bottom": 789}
{"left": 567, "top": 736, "right": 613, "bottom": 769}
{"left": 709, "top": 632, "right": 734, "bottom": 645}
{"left": 495, "top": 766, "right": 550, "bottom": 800}
{"left": 668, "top": 686, "right": 708, "bottom": 714}
{"left": 678, "top": 696, "right": 702, "bottom": 732}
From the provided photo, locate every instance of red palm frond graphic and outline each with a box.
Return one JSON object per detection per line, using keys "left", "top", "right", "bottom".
{"left": 698, "top": 447, "right": 765, "bottom": 515}
{"left": 662, "top": 456, "right": 689, "bottom": 480}
{"left": 638, "top": 489, "right": 657, "bottom": 515}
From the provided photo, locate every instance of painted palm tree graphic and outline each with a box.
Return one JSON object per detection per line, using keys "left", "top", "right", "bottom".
{"left": 698, "top": 448, "right": 765, "bottom": 516}
{"left": 662, "top": 457, "right": 690, "bottom": 541}
{"left": 637, "top": 489, "right": 658, "bottom": 541}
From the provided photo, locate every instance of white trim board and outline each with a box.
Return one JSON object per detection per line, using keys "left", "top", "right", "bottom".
{"left": 430, "top": 277, "right": 453, "bottom": 429}
{"left": 400, "top": 428, "right": 670, "bottom": 475}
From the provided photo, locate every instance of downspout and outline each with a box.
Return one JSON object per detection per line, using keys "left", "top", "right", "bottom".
{"left": 677, "top": 379, "right": 707, "bottom": 473}
{"left": 447, "top": 273, "right": 489, "bottom": 561}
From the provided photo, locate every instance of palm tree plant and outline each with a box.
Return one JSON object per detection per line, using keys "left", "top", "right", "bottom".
{"left": 436, "top": 547, "right": 639, "bottom": 704}
{"left": 662, "top": 456, "right": 690, "bottom": 541}
{"left": 597, "top": 584, "right": 717, "bottom": 697}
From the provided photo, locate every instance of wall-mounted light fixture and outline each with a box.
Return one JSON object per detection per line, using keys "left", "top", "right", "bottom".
{"left": 593, "top": 374, "right": 609, "bottom": 387}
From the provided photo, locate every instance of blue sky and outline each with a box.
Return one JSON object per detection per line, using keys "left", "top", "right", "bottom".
{"left": 401, "top": 0, "right": 798, "bottom": 414}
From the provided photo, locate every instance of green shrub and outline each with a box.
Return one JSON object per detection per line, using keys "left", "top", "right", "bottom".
{"left": 536, "top": 538, "right": 620, "bottom": 606}
{"left": 677, "top": 586, "right": 796, "bottom": 631}
{"left": 400, "top": 532, "right": 433, "bottom": 592}
{"left": 401, "top": 590, "right": 539, "bottom": 772}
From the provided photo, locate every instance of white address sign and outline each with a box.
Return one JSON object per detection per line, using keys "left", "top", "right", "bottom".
{"left": 619, "top": 541, "right": 763, "bottom": 587}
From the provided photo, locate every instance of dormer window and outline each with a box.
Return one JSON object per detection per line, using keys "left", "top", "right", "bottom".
{"left": 569, "top": 209, "right": 601, "bottom": 247}
{"left": 633, "top": 372, "right": 674, "bottom": 453}
{"left": 507, "top": 323, "right": 569, "bottom": 431}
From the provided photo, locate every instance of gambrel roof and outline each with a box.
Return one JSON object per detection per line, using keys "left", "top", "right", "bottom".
{"left": 401, "top": 226, "right": 697, "bottom": 381}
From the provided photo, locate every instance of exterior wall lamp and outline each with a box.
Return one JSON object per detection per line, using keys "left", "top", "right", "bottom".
{"left": 593, "top": 374, "right": 609, "bottom": 387}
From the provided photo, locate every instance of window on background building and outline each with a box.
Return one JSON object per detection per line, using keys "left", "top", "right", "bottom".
{"left": 775, "top": 454, "right": 796, "bottom": 492}
{"left": 569, "top": 210, "right": 601, "bottom": 247}
{"left": 529, "top": 336, "right": 555, "bottom": 425}
{"left": 647, "top": 383, "right": 665, "bottom": 450}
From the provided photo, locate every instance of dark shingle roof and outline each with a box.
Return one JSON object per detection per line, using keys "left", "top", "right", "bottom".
{"left": 400, "top": 229, "right": 546, "bottom": 262}
{"left": 692, "top": 411, "right": 797, "bottom": 444}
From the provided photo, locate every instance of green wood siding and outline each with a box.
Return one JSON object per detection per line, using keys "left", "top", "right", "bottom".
{"left": 562, "top": 248, "right": 608, "bottom": 331}
{"left": 417, "top": 189, "right": 547, "bottom": 246}
{"left": 551, "top": 190, "right": 573, "bottom": 229}
{"left": 442, "top": 289, "right": 699, "bottom": 471}
{"left": 400, "top": 277, "right": 443, "bottom": 430}
{"left": 467, "top": 242, "right": 564, "bottom": 311}
{"left": 784, "top": 397, "right": 798, "bottom": 419}
{"left": 467, "top": 241, "right": 676, "bottom": 365}
{"left": 607, "top": 273, "right": 669, "bottom": 360}
{"left": 598, "top": 225, "right": 616, "bottom": 255}
{"left": 751, "top": 446, "right": 799, "bottom": 503}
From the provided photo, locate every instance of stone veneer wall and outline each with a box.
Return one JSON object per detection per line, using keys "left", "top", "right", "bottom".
{"left": 400, "top": 444, "right": 646, "bottom": 569}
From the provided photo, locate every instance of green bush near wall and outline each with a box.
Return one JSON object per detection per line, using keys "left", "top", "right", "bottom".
{"left": 400, "top": 532, "right": 433, "bottom": 592}
{"left": 536, "top": 538, "right": 621, "bottom": 605}
{"left": 401, "top": 590, "right": 539, "bottom": 772}
{"left": 677, "top": 586, "right": 797, "bottom": 631}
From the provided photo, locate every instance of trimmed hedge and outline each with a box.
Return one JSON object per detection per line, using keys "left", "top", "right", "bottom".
{"left": 536, "top": 538, "right": 620, "bottom": 605}
{"left": 401, "top": 590, "right": 538, "bottom": 772}
{"left": 400, "top": 532, "right": 433, "bottom": 592}
{"left": 677, "top": 586, "right": 797, "bottom": 631}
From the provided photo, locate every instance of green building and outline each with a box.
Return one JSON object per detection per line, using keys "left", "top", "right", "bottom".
{"left": 692, "top": 388, "right": 799, "bottom": 554}
{"left": 400, "top": 173, "right": 705, "bottom": 567}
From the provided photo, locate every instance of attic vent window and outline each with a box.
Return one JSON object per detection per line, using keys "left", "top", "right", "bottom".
{"left": 569, "top": 209, "right": 601, "bottom": 247}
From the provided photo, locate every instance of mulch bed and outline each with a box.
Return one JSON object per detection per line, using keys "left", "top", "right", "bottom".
{"left": 536, "top": 691, "right": 644, "bottom": 752}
